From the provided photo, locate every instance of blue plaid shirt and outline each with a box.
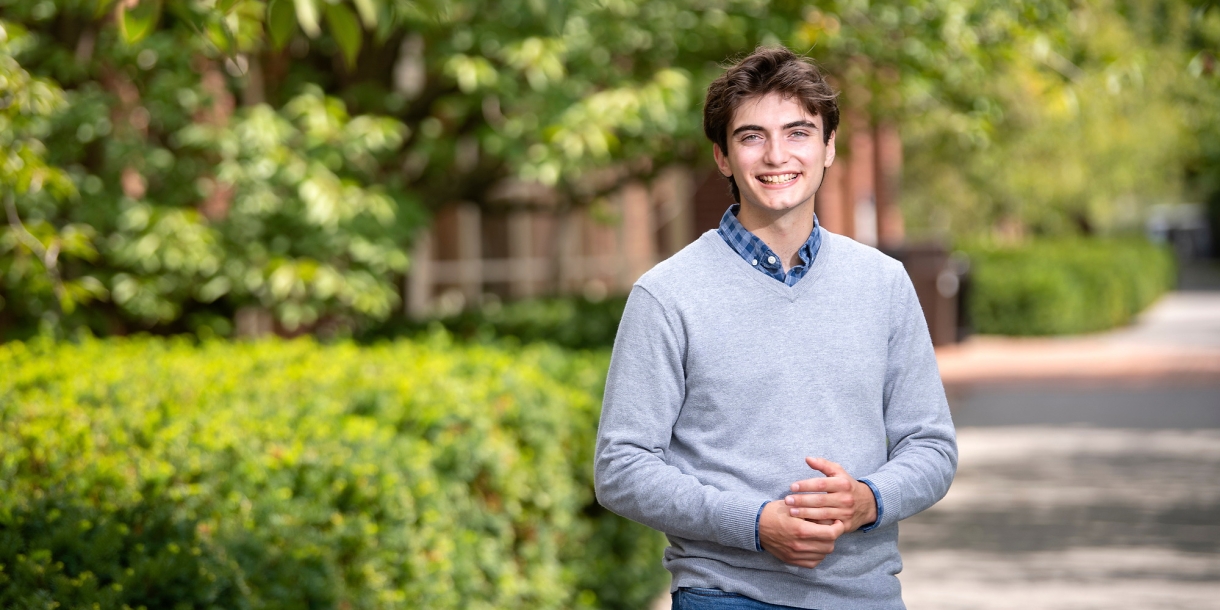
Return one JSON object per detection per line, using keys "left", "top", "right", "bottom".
{"left": 716, "top": 204, "right": 884, "bottom": 549}
{"left": 717, "top": 204, "right": 822, "bottom": 286}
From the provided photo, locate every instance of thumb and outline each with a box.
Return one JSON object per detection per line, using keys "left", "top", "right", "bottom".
{"left": 805, "top": 456, "right": 848, "bottom": 478}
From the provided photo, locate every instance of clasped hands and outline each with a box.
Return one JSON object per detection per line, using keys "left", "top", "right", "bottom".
{"left": 758, "top": 457, "right": 877, "bottom": 569}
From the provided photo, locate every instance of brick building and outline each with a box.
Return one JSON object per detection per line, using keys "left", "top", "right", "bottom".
{"left": 406, "top": 116, "right": 933, "bottom": 328}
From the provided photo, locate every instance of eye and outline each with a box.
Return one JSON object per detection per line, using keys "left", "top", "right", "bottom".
{"left": 739, "top": 133, "right": 763, "bottom": 142}
{"left": 789, "top": 130, "right": 811, "bottom": 139}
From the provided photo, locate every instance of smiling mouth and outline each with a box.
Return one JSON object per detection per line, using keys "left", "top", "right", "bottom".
{"left": 757, "top": 173, "right": 799, "bottom": 185}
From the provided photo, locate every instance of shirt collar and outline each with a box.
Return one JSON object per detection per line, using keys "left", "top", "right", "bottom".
{"left": 717, "top": 204, "right": 822, "bottom": 285}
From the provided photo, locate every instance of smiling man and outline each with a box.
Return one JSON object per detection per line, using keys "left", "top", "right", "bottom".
{"left": 593, "top": 47, "right": 958, "bottom": 609}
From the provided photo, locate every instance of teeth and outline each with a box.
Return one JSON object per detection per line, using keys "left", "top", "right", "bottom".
{"left": 758, "top": 173, "right": 798, "bottom": 184}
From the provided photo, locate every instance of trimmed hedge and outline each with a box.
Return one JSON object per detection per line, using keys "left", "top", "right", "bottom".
{"left": 0, "top": 337, "right": 667, "bottom": 609}
{"left": 361, "top": 238, "right": 1175, "bottom": 348}
{"left": 374, "top": 239, "right": 1173, "bottom": 348}
{"left": 358, "top": 297, "right": 627, "bottom": 351}
{"left": 965, "top": 238, "right": 1175, "bottom": 335}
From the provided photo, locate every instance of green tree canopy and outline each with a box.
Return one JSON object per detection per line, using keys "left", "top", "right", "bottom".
{"left": 1, "top": 0, "right": 1216, "bottom": 338}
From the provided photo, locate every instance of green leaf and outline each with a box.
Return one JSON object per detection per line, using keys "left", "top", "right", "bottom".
{"left": 267, "top": 0, "right": 298, "bottom": 50}
{"left": 325, "top": 3, "right": 362, "bottom": 69}
{"left": 351, "top": 0, "right": 377, "bottom": 28}
{"left": 93, "top": 0, "right": 120, "bottom": 19}
{"left": 204, "top": 20, "right": 236, "bottom": 54}
{"left": 216, "top": 0, "right": 241, "bottom": 14}
{"left": 164, "top": 1, "right": 209, "bottom": 40}
{"left": 117, "top": 0, "right": 163, "bottom": 44}
{"left": 293, "top": 0, "right": 321, "bottom": 38}
{"left": 219, "top": 14, "right": 240, "bottom": 55}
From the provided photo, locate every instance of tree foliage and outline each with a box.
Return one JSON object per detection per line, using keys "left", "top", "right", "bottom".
{"left": 903, "top": 0, "right": 1220, "bottom": 239}
{"left": 0, "top": 0, "right": 1216, "bottom": 338}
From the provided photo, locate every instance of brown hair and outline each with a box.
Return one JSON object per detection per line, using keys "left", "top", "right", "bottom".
{"left": 703, "top": 46, "right": 839, "bottom": 202}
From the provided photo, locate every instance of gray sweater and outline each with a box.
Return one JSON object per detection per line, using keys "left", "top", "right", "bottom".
{"left": 594, "top": 229, "right": 957, "bottom": 609}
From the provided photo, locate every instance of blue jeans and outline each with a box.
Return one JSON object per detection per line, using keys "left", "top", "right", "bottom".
{"left": 672, "top": 588, "right": 811, "bottom": 610}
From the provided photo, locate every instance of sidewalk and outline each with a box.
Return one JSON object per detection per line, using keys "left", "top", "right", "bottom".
{"left": 900, "top": 426, "right": 1220, "bottom": 610}
{"left": 903, "top": 284, "right": 1220, "bottom": 610}
{"left": 935, "top": 291, "right": 1220, "bottom": 385}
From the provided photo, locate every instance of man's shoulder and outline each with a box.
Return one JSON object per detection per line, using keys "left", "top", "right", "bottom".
{"left": 820, "top": 229, "right": 906, "bottom": 283}
{"left": 632, "top": 230, "right": 725, "bottom": 298}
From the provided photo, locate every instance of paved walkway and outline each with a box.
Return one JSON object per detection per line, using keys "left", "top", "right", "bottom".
{"left": 900, "top": 427, "right": 1220, "bottom": 610}
{"left": 905, "top": 287, "right": 1220, "bottom": 609}
{"left": 936, "top": 292, "right": 1220, "bottom": 385}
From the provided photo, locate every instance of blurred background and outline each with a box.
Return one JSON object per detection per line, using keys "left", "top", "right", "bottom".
{"left": 1, "top": 0, "right": 1217, "bottom": 608}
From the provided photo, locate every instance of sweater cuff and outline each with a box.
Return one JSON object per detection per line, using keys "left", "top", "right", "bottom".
{"left": 857, "top": 478, "right": 884, "bottom": 533}
{"left": 862, "top": 473, "right": 902, "bottom": 529}
{"left": 718, "top": 495, "right": 766, "bottom": 551}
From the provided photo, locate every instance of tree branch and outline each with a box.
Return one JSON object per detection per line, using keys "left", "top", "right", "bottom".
{"left": 4, "top": 191, "right": 67, "bottom": 312}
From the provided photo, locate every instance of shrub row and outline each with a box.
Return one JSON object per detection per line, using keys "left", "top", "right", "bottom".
{"left": 0, "top": 336, "right": 667, "bottom": 609}
{"left": 359, "top": 297, "right": 627, "bottom": 351}
{"left": 360, "top": 238, "right": 1174, "bottom": 346}
{"left": 964, "top": 238, "right": 1175, "bottom": 335}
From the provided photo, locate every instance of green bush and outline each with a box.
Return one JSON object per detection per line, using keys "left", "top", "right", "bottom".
{"left": 360, "top": 296, "right": 627, "bottom": 351}
{"left": 965, "top": 238, "right": 1176, "bottom": 335}
{"left": 0, "top": 337, "right": 667, "bottom": 609}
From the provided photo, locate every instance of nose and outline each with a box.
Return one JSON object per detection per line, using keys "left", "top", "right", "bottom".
{"left": 762, "top": 135, "right": 785, "bottom": 166}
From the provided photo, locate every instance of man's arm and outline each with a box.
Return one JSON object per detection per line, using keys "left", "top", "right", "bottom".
{"left": 594, "top": 285, "right": 770, "bottom": 552}
{"left": 856, "top": 266, "right": 958, "bottom": 528}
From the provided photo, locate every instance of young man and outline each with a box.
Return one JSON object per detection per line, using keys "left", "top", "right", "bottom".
{"left": 593, "top": 47, "right": 957, "bottom": 609}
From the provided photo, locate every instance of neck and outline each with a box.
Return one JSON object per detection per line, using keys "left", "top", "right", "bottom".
{"left": 736, "top": 201, "right": 816, "bottom": 271}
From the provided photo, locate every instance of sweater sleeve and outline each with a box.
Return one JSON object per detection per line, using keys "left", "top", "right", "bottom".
{"left": 594, "top": 285, "right": 769, "bottom": 552}
{"left": 861, "top": 266, "right": 959, "bottom": 530}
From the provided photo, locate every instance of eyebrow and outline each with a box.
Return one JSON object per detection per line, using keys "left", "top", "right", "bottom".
{"left": 731, "top": 120, "right": 819, "bottom": 136}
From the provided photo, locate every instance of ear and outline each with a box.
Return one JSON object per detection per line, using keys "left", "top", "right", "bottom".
{"left": 824, "top": 131, "right": 836, "bottom": 167}
{"left": 713, "top": 143, "right": 732, "bottom": 178}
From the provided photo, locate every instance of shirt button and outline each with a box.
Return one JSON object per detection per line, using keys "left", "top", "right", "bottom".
{"left": 767, "top": 256, "right": 776, "bottom": 264}
{"left": 751, "top": 259, "right": 758, "bottom": 265}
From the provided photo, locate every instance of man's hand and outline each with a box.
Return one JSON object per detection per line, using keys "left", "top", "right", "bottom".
{"left": 758, "top": 499, "right": 846, "bottom": 568}
{"left": 785, "top": 457, "right": 877, "bottom": 533}
{"left": 758, "top": 457, "right": 877, "bottom": 568}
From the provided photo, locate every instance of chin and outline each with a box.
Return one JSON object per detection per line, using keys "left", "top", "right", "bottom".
{"left": 748, "top": 197, "right": 808, "bottom": 213}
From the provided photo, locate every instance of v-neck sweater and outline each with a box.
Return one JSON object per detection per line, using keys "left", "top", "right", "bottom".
{"left": 594, "top": 229, "right": 957, "bottom": 609}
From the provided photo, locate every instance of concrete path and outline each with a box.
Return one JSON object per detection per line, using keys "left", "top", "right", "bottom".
{"left": 936, "top": 292, "right": 1220, "bottom": 385}
{"left": 936, "top": 291, "right": 1220, "bottom": 428}
{"left": 899, "top": 427, "right": 1220, "bottom": 610}
{"left": 903, "top": 287, "right": 1220, "bottom": 609}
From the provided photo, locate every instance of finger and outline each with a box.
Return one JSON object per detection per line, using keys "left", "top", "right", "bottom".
{"left": 787, "top": 561, "right": 823, "bottom": 569}
{"left": 794, "top": 520, "right": 846, "bottom": 541}
{"left": 829, "top": 519, "right": 847, "bottom": 537}
{"left": 789, "top": 540, "right": 837, "bottom": 559}
{"left": 789, "top": 507, "right": 851, "bottom": 521}
{"left": 789, "top": 476, "right": 852, "bottom": 494}
{"left": 805, "top": 456, "right": 849, "bottom": 478}
{"left": 785, "top": 489, "right": 852, "bottom": 508}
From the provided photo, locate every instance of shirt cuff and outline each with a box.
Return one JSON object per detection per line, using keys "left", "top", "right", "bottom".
{"left": 857, "top": 478, "right": 884, "bottom": 532}
{"left": 754, "top": 501, "right": 768, "bottom": 551}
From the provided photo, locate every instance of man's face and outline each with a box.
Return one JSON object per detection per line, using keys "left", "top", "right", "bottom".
{"left": 713, "top": 92, "right": 836, "bottom": 217}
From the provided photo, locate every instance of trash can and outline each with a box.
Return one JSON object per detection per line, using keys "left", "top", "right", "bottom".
{"left": 882, "top": 244, "right": 971, "bottom": 346}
